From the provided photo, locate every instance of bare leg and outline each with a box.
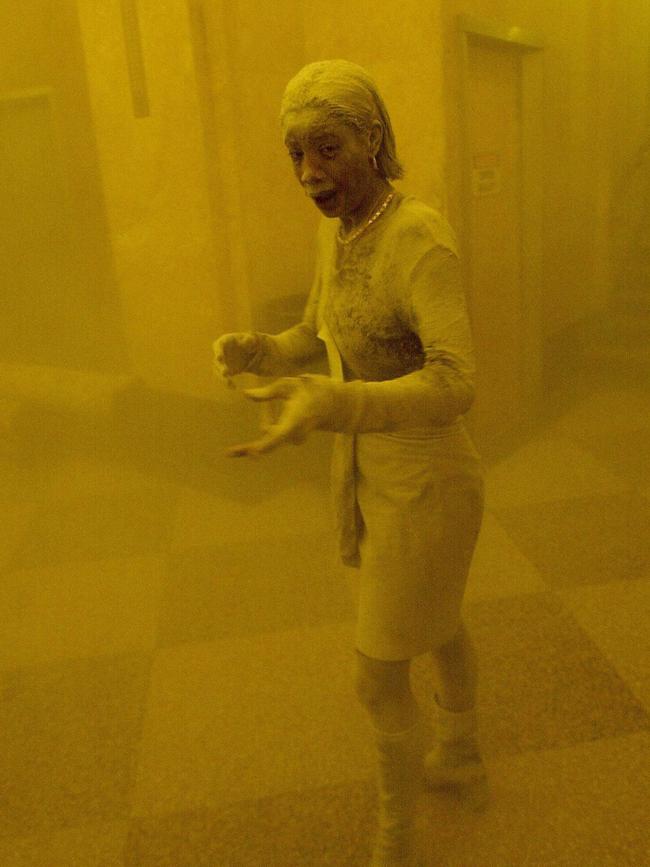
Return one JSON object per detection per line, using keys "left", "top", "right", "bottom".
{"left": 355, "top": 650, "right": 424, "bottom": 866}
{"left": 429, "top": 622, "right": 478, "bottom": 712}
{"left": 425, "top": 622, "right": 489, "bottom": 809}
{"left": 354, "top": 650, "right": 419, "bottom": 732}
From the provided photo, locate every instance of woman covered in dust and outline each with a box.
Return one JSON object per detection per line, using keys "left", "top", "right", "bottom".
{"left": 213, "top": 59, "right": 487, "bottom": 867}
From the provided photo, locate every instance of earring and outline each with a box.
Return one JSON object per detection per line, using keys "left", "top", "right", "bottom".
{"left": 371, "top": 154, "right": 379, "bottom": 171}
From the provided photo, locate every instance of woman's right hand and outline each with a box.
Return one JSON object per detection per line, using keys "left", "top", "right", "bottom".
{"left": 212, "top": 332, "right": 262, "bottom": 386}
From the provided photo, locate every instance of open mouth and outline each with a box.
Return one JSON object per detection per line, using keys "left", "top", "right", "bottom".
{"left": 313, "top": 190, "right": 337, "bottom": 206}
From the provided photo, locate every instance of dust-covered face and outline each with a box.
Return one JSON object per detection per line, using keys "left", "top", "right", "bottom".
{"left": 282, "top": 108, "right": 382, "bottom": 226}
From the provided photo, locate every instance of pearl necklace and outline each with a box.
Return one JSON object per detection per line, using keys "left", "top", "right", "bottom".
{"left": 337, "top": 190, "right": 396, "bottom": 246}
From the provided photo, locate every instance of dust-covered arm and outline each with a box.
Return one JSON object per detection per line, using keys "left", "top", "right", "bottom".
{"left": 248, "top": 323, "right": 326, "bottom": 376}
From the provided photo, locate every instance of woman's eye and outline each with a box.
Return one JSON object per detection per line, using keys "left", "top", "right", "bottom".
{"left": 289, "top": 151, "right": 302, "bottom": 163}
{"left": 320, "top": 146, "right": 338, "bottom": 158}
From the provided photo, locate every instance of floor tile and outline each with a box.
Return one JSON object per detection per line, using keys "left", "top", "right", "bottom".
{"left": 0, "top": 820, "right": 129, "bottom": 867}
{"left": 0, "top": 653, "right": 151, "bottom": 837}
{"left": 169, "top": 478, "right": 334, "bottom": 551}
{"left": 494, "top": 490, "right": 650, "bottom": 587}
{"left": 0, "top": 451, "right": 51, "bottom": 507}
{"left": 569, "top": 426, "right": 650, "bottom": 491}
{"left": 125, "top": 780, "right": 375, "bottom": 867}
{"left": 464, "top": 511, "right": 546, "bottom": 603}
{"left": 2, "top": 372, "right": 648, "bottom": 865}
{"left": 0, "top": 502, "right": 36, "bottom": 574}
{"left": 158, "top": 535, "right": 352, "bottom": 647}
{"left": 411, "top": 592, "right": 650, "bottom": 758}
{"left": 546, "top": 386, "right": 650, "bottom": 441}
{"left": 9, "top": 489, "right": 179, "bottom": 572}
{"left": 0, "top": 555, "right": 166, "bottom": 669}
{"left": 484, "top": 434, "right": 629, "bottom": 510}
{"left": 125, "top": 731, "right": 650, "bottom": 867}
{"left": 41, "top": 453, "right": 179, "bottom": 506}
{"left": 557, "top": 576, "right": 650, "bottom": 711}
{"left": 130, "top": 623, "right": 374, "bottom": 819}
{"left": 419, "top": 730, "right": 650, "bottom": 866}
{"left": 112, "top": 381, "right": 331, "bottom": 501}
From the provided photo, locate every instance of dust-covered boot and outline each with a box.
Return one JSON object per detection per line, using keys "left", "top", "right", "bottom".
{"left": 423, "top": 697, "right": 489, "bottom": 811}
{"left": 370, "top": 718, "right": 426, "bottom": 867}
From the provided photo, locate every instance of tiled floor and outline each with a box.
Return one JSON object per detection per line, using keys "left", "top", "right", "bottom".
{"left": 1, "top": 370, "right": 649, "bottom": 866}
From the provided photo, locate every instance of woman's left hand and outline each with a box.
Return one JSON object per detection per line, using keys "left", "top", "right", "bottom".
{"left": 226, "top": 374, "right": 339, "bottom": 457}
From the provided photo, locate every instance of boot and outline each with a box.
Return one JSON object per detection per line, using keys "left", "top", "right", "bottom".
{"left": 423, "top": 697, "right": 489, "bottom": 811}
{"left": 370, "top": 718, "right": 426, "bottom": 867}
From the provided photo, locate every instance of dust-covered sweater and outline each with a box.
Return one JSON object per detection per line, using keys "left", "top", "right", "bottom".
{"left": 249, "top": 191, "right": 477, "bottom": 433}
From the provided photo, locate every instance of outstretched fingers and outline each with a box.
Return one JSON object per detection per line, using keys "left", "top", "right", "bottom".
{"left": 242, "top": 378, "right": 298, "bottom": 402}
{"left": 224, "top": 376, "right": 325, "bottom": 457}
{"left": 225, "top": 417, "right": 302, "bottom": 457}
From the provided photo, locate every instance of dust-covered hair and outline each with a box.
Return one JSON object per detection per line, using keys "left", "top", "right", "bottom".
{"left": 280, "top": 59, "right": 405, "bottom": 181}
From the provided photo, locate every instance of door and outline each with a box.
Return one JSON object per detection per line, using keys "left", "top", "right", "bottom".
{"left": 460, "top": 20, "right": 544, "bottom": 457}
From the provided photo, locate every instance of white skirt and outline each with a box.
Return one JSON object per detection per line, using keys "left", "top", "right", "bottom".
{"left": 331, "top": 421, "right": 485, "bottom": 661}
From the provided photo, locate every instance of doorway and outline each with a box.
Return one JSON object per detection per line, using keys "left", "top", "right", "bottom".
{"left": 458, "top": 16, "right": 545, "bottom": 457}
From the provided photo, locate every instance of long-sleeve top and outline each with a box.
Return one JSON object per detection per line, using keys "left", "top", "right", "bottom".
{"left": 248, "top": 191, "right": 476, "bottom": 434}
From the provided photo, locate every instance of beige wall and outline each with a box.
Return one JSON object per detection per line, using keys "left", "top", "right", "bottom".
{"left": 0, "top": 1, "right": 125, "bottom": 372}
{"left": 77, "top": 0, "right": 222, "bottom": 396}
{"left": 608, "top": 3, "right": 650, "bottom": 296}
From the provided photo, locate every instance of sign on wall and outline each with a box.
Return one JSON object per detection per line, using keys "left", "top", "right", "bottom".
{"left": 472, "top": 151, "right": 502, "bottom": 196}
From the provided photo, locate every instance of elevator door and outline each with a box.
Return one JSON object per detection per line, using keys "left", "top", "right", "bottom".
{"left": 465, "top": 37, "right": 526, "bottom": 451}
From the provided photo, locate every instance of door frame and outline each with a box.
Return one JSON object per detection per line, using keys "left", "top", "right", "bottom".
{"left": 458, "top": 14, "right": 545, "bottom": 443}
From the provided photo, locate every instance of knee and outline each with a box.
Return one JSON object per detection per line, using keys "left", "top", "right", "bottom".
{"left": 354, "top": 668, "right": 383, "bottom": 710}
{"left": 430, "top": 623, "right": 479, "bottom": 686}
{"left": 354, "top": 652, "right": 409, "bottom": 711}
